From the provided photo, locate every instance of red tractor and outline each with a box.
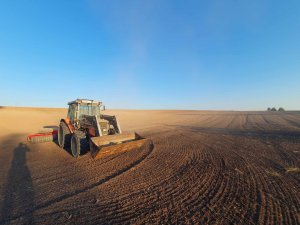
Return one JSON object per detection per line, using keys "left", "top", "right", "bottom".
{"left": 58, "top": 99, "right": 147, "bottom": 158}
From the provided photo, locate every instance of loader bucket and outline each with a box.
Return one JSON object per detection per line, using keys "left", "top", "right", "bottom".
{"left": 90, "top": 132, "right": 148, "bottom": 159}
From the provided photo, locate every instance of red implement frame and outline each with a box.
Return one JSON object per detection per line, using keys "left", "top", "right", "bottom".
{"left": 27, "top": 130, "right": 58, "bottom": 143}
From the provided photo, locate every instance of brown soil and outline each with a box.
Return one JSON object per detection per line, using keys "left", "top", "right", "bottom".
{"left": 0, "top": 108, "right": 299, "bottom": 224}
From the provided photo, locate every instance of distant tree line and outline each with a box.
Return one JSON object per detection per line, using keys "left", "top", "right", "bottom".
{"left": 267, "top": 107, "right": 285, "bottom": 112}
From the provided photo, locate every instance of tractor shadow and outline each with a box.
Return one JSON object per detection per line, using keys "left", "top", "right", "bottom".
{"left": 42, "top": 125, "right": 86, "bottom": 157}
{"left": 53, "top": 138, "right": 89, "bottom": 158}
{"left": 1, "top": 143, "right": 35, "bottom": 224}
{"left": 52, "top": 140, "right": 74, "bottom": 157}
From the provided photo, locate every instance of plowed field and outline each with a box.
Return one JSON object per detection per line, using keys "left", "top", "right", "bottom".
{"left": 0, "top": 108, "right": 299, "bottom": 224}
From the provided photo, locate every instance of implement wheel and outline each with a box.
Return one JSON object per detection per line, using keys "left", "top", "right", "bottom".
{"left": 58, "top": 122, "right": 71, "bottom": 148}
{"left": 71, "top": 131, "right": 89, "bottom": 158}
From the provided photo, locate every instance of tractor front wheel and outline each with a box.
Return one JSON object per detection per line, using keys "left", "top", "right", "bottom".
{"left": 58, "top": 122, "right": 71, "bottom": 148}
{"left": 71, "top": 131, "right": 88, "bottom": 158}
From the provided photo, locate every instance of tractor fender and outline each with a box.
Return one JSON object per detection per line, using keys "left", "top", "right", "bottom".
{"left": 60, "top": 118, "right": 74, "bottom": 133}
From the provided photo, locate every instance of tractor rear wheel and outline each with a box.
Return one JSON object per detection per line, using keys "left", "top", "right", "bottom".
{"left": 71, "top": 131, "right": 89, "bottom": 158}
{"left": 58, "top": 122, "right": 71, "bottom": 148}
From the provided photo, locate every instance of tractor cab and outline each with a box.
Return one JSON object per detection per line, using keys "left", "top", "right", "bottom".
{"left": 67, "top": 99, "right": 101, "bottom": 124}
{"left": 67, "top": 99, "right": 111, "bottom": 136}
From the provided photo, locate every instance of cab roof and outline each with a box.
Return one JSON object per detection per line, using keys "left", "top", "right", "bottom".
{"left": 68, "top": 99, "right": 102, "bottom": 106}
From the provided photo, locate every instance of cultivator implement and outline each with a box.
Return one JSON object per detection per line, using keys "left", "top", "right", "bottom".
{"left": 27, "top": 130, "right": 58, "bottom": 143}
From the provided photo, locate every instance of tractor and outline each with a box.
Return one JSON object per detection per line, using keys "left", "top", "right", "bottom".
{"left": 58, "top": 99, "right": 146, "bottom": 159}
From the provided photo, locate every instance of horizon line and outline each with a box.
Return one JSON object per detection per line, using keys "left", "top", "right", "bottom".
{"left": 0, "top": 105, "right": 298, "bottom": 112}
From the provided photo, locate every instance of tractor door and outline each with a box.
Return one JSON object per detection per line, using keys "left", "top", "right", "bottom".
{"left": 67, "top": 104, "right": 77, "bottom": 124}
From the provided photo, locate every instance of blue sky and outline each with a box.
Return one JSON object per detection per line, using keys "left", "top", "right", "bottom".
{"left": 0, "top": 0, "right": 299, "bottom": 110}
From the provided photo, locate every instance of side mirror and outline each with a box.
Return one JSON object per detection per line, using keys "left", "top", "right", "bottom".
{"left": 100, "top": 105, "right": 106, "bottom": 111}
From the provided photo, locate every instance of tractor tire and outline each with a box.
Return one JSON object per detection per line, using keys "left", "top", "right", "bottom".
{"left": 71, "top": 131, "right": 89, "bottom": 158}
{"left": 58, "top": 122, "right": 71, "bottom": 149}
